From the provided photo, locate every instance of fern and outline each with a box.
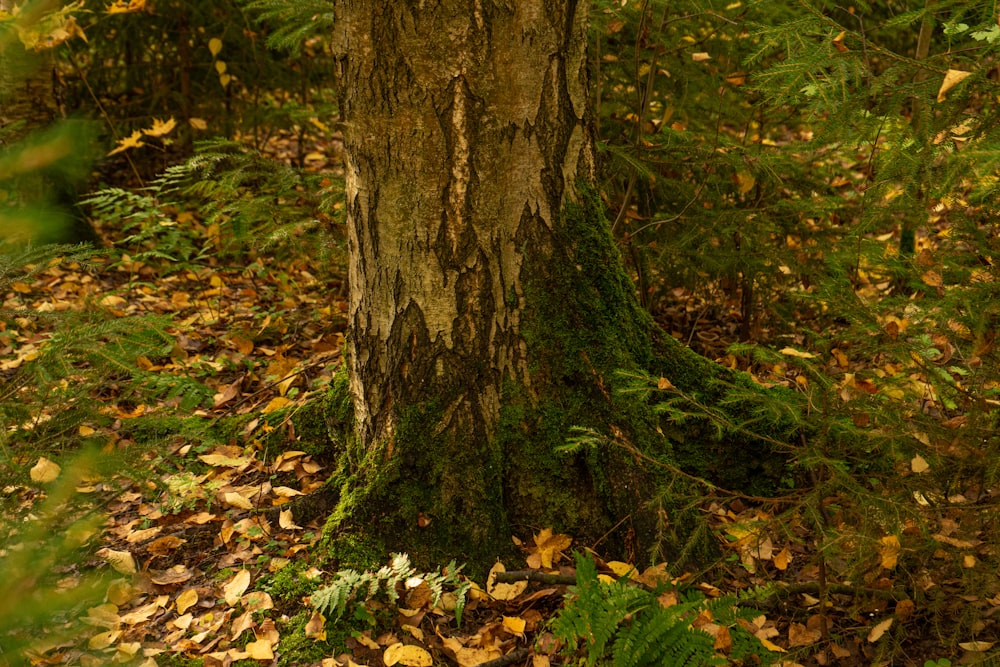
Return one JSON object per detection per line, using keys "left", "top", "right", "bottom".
{"left": 311, "top": 554, "right": 471, "bottom": 626}
{"left": 553, "top": 552, "right": 773, "bottom": 667}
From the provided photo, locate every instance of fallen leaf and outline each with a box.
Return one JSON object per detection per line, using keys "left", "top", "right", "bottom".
{"left": 788, "top": 622, "right": 820, "bottom": 647}
{"left": 384, "top": 643, "right": 433, "bottom": 667}
{"left": 487, "top": 562, "right": 527, "bottom": 601}
{"left": 224, "top": 492, "right": 254, "bottom": 510}
{"left": 502, "top": 616, "right": 526, "bottom": 636}
{"left": 30, "top": 456, "right": 61, "bottom": 483}
{"left": 176, "top": 589, "right": 198, "bottom": 614}
{"left": 224, "top": 569, "right": 251, "bottom": 606}
{"left": 773, "top": 546, "right": 791, "bottom": 570}
{"left": 867, "top": 617, "right": 893, "bottom": 642}
{"left": 959, "top": 640, "right": 995, "bottom": 651}
{"left": 98, "top": 548, "right": 136, "bottom": 574}
{"left": 878, "top": 535, "right": 900, "bottom": 569}
{"left": 245, "top": 639, "right": 274, "bottom": 660}
{"left": 305, "top": 610, "right": 326, "bottom": 640}
{"left": 279, "top": 509, "right": 302, "bottom": 530}
{"left": 911, "top": 455, "right": 930, "bottom": 473}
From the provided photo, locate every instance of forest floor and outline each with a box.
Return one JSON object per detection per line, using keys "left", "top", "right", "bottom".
{"left": 3, "top": 146, "right": 997, "bottom": 667}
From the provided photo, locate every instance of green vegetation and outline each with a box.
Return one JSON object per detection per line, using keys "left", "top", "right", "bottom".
{"left": 2, "top": 0, "right": 1000, "bottom": 664}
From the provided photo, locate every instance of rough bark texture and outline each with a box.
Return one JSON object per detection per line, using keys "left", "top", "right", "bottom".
{"left": 335, "top": 1, "right": 594, "bottom": 449}
{"left": 330, "top": 1, "right": 618, "bottom": 563}
{"left": 325, "top": 1, "right": 785, "bottom": 570}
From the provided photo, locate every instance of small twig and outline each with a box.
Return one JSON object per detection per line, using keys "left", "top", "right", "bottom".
{"left": 473, "top": 648, "right": 530, "bottom": 667}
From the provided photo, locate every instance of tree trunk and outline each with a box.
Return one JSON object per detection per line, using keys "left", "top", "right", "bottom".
{"left": 325, "top": 1, "right": 782, "bottom": 569}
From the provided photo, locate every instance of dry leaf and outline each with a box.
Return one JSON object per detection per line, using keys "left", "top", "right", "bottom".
{"left": 175, "top": 588, "right": 198, "bottom": 614}
{"left": 231, "top": 610, "right": 255, "bottom": 641}
{"left": 772, "top": 546, "right": 791, "bottom": 571}
{"left": 98, "top": 548, "right": 137, "bottom": 574}
{"left": 502, "top": 616, "right": 526, "bottom": 636}
{"left": 30, "top": 456, "right": 61, "bottom": 483}
{"left": 279, "top": 509, "right": 303, "bottom": 530}
{"left": 937, "top": 69, "right": 972, "bottom": 102}
{"left": 383, "top": 643, "right": 433, "bottom": 667}
{"left": 867, "top": 617, "right": 893, "bottom": 642}
{"left": 959, "top": 641, "right": 995, "bottom": 651}
{"left": 780, "top": 347, "right": 815, "bottom": 358}
{"left": 305, "top": 610, "right": 326, "bottom": 640}
{"left": 224, "top": 492, "right": 254, "bottom": 510}
{"left": 788, "top": 622, "right": 821, "bottom": 647}
{"left": 911, "top": 455, "right": 930, "bottom": 473}
{"left": 245, "top": 639, "right": 274, "bottom": 660}
{"left": 487, "top": 562, "right": 527, "bottom": 601}
{"left": 878, "top": 535, "right": 900, "bottom": 569}
{"left": 224, "top": 569, "right": 251, "bottom": 606}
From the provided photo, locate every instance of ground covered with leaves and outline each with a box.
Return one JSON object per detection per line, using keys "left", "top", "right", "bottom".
{"left": 3, "top": 205, "right": 998, "bottom": 667}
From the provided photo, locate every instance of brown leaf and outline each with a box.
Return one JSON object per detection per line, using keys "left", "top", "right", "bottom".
{"left": 788, "top": 622, "right": 820, "bottom": 647}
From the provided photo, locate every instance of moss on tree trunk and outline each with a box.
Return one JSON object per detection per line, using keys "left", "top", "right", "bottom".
{"left": 311, "top": 191, "right": 790, "bottom": 574}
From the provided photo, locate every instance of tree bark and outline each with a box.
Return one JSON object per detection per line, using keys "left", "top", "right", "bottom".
{"left": 326, "top": 1, "right": 782, "bottom": 569}
{"left": 336, "top": 1, "right": 594, "bottom": 448}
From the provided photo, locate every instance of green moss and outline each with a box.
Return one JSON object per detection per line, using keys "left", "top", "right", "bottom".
{"left": 315, "top": 186, "right": 793, "bottom": 575}
{"left": 260, "top": 561, "right": 322, "bottom": 604}
{"left": 275, "top": 611, "right": 346, "bottom": 666}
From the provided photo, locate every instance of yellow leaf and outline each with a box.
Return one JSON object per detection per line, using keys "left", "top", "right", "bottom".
{"left": 215, "top": 60, "right": 227, "bottom": 75}
{"left": 245, "top": 639, "right": 274, "bottom": 660}
{"left": 190, "top": 118, "right": 208, "bottom": 130}
{"left": 735, "top": 171, "right": 755, "bottom": 195}
{"left": 502, "top": 616, "right": 526, "bottom": 635}
{"left": 911, "top": 455, "right": 929, "bottom": 473}
{"left": 528, "top": 528, "right": 572, "bottom": 569}
{"left": 305, "top": 610, "right": 326, "bottom": 640}
{"left": 867, "top": 617, "right": 893, "bottom": 642}
{"left": 176, "top": 588, "right": 198, "bottom": 614}
{"left": 78, "top": 425, "right": 96, "bottom": 437}
{"left": 963, "top": 555, "right": 977, "bottom": 568}
{"left": 108, "top": 129, "right": 144, "bottom": 156}
{"left": 30, "top": 456, "right": 61, "bottom": 483}
{"left": 878, "top": 535, "right": 900, "bottom": 570}
{"left": 99, "top": 548, "right": 137, "bottom": 574}
{"left": 224, "top": 569, "right": 251, "bottom": 606}
{"left": 922, "top": 270, "right": 943, "bottom": 287}
{"left": 487, "top": 562, "right": 527, "bottom": 601}
{"left": 772, "top": 546, "right": 791, "bottom": 571}
{"left": 780, "top": 347, "right": 815, "bottom": 358}
{"left": 384, "top": 643, "right": 433, "bottom": 667}
{"left": 757, "top": 637, "right": 785, "bottom": 652}
{"left": 937, "top": 69, "right": 972, "bottom": 102}
{"left": 143, "top": 117, "right": 176, "bottom": 137}
{"left": 208, "top": 37, "right": 223, "bottom": 57}
{"left": 224, "top": 492, "right": 253, "bottom": 510}
{"left": 607, "top": 561, "right": 637, "bottom": 578}
{"left": 88, "top": 630, "right": 120, "bottom": 650}
{"left": 199, "top": 453, "right": 250, "bottom": 467}
{"left": 279, "top": 509, "right": 302, "bottom": 530}
{"left": 692, "top": 52, "right": 711, "bottom": 61}
{"left": 263, "top": 396, "right": 292, "bottom": 414}
{"left": 219, "top": 73, "right": 232, "bottom": 88}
